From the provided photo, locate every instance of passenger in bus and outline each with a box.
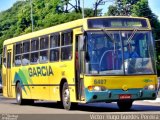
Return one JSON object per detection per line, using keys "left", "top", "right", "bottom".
{"left": 32, "top": 57, "right": 38, "bottom": 63}
{"left": 22, "top": 58, "right": 29, "bottom": 65}
{"left": 68, "top": 51, "right": 72, "bottom": 60}
{"left": 39, "top": 56, "right": 48, "bottom": 62}
{"left": 15, "top": 57, "right": 21, "bottom": 65}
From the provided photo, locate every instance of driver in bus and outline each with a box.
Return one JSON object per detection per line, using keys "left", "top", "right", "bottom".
{"left": 124, "top": 45, "right": 139, "bottom": 59}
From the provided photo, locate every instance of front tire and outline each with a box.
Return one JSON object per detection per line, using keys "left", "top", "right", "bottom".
{"left": 117, "top": 100, "right": 133, "bottom": 111}
{"left": 62, "top": 82, "right": 77, "bottom": 110}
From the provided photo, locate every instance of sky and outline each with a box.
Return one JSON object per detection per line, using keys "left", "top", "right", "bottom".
{"left": 0, "top": 0, "right": 159, "bottom": 20}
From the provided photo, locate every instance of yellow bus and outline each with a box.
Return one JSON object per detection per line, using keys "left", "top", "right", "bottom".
{"left": 2, "top": 16, "right": 158, "bottom": 110}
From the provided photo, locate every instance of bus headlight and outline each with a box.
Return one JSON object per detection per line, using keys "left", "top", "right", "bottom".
{"left": 148, "top": 85, "right": 155, "bottom": 90}
{"left": 144, "top": 85, "right": 155, "bottom": 90}
{"left": 88, "top": 86, "right": 106, "bottom": 91}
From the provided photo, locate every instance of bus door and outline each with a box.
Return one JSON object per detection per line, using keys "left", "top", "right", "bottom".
{"left": 6, "top": 50, "right": 12, "bottom": 97}
{"left": 75, "top": 33, "right": 85, "bottom": 101}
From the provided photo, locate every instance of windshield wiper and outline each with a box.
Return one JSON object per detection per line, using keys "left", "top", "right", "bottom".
{"left": 127, "top": 28, "right": 139, "bottom": 44}
{"left": 101, "top": 28, "right": 115, "bottom": 43}
{"left": 101, "top": 28, "right": 117, "bottom": 54}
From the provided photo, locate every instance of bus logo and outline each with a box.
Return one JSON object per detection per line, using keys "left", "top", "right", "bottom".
{"left": 28, "top": 66, "right": 54, "bottom": 77}
{"left": 143, "top": 79, "right": 152, "bottom": 83}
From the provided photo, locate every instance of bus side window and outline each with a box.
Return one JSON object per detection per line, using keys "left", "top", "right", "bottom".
{"left": 22, "top": 41, "right": 30, "bottom": 66}
{"left": 30, "top": 38, "right": 39, "bottom": 64}
{"left": 31, "top": 38, "right": 39, "bottom": 51}
{"left": 31, "top": 52, "right": 38, "bottom": 63}
{"left": 39, "top": 36, "right": 49, "bottom": 63}
{"left": 15, "top": 43, "right": 22, "bottom": 66}
{"left": 22, "top": 54, "right": 30, "bottom": 66}
{"left": 50, "top": 33, "right": 60, "bottom": 62}
{"left": 61, "top": 31, "right": 73, "bottom": 60}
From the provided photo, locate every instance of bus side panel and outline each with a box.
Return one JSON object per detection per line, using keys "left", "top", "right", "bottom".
{"left": 3, "top": 45, "right": 14, "bottom": 98}
{"left": 58, "top": 60, "right": 77, "bottom": 102}
{"left": 49, "top": 86, "right": 60, "bottom": 101}
{"left": 29, "top": 64, "right": 50, "bottom": 100}
{"left": 12, "top": 66, "right": 32, "bottom": 99}
{"left": 2, "top": 64, "right": 7, "bottom": 97}
{"left": 49, "top": 62, "right": 61, "bottom": 101}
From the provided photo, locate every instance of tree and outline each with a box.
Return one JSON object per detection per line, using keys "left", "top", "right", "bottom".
{"left": 94, "top": 0, "right": 115, "bottom": 16}
{"left": 83, "top": 8, "right": 95, "bottom": 17}
{"left": 105, "top": 5, "right": 117, "bottom": 16}
{"left": 132, "top": 0, "right": 160, "bottom": 40}
{"left": 0, "top": 0, "right": 82, "bottom": 55}
{"left": 94, "top": 0, "right": 103, "bottom": 16}
{"left": 58, "top": 0, "right": 81, "bottom": 13}
{"left": 107, "top": 0, "right": 140, "bottom": 16}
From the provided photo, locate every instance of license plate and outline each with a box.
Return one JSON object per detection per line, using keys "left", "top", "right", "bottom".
{"left": 119, "top": 94, "right": 131, "bottom": 99}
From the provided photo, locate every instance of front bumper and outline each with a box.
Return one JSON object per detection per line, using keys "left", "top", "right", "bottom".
{"left": 85, "top": 88, "right": 157, "bottom": 103}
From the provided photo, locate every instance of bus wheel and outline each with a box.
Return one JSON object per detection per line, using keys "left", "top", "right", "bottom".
{"left": 16, "top": 82, "right": 25, "bottom": 105}
{"left": 117, "top": 100, "right": 133, "bottom": 111}
{"left": 62, "top": 82, "right": 77, "bottom": 110}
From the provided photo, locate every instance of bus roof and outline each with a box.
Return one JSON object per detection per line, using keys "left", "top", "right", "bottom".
{"left": 3, "top": 16, "right": 150, "bottom": 46}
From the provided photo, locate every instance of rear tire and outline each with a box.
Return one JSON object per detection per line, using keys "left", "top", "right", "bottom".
{"left": 117, "top": 100, "right": 133, "bottom": 111}
{"left": 62, "top": 82, "right": 78, "bottom": 110}
{"left": 16, "top": 82, "right": 25, "bottom": 105}
{"left": 16, "top": 82, "right": 34, "bottom": 105}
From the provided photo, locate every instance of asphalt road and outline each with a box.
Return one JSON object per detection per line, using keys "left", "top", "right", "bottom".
{"left": 0, "top": 93, "right": 160, "bottom": 114}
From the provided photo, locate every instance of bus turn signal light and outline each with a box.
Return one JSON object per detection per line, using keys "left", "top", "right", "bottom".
{"left": 88, "top": 86, "right": 106, "bottom": 91}
{"left": 144, "top": 84, "right": 155, "bottom": 90}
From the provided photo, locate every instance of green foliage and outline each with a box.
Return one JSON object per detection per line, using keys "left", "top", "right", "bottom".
{"left": 105, "top": 5, "right": 117, "bottom": 16}
{"left": 0, "top": 0, "right": 82, "bottom": 54}
{"left": 83, "top": 8, "right": 95, "bottom": 17}
{"left": 131, "top": 0, "right": 160, "bottom": 40}
{"left": 83, "top": 8, "right": 103, "bottom": 17}
{"left": 107, "top": 0, "right": 139, "bottom": 16}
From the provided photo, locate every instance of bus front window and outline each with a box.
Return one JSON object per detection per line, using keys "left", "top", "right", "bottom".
{"left": 86, "top": 31, "right": 124, "bottom": 75}
{"left": 122, "top": 31, "right": 155, "bottom": 75}
{"left": 86, "top": 31, "right": 155, "bottom": 75}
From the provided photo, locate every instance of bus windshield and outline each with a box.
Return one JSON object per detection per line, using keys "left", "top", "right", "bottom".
{"left": 86, "top": 31, "right": 155, "bottom": 75}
